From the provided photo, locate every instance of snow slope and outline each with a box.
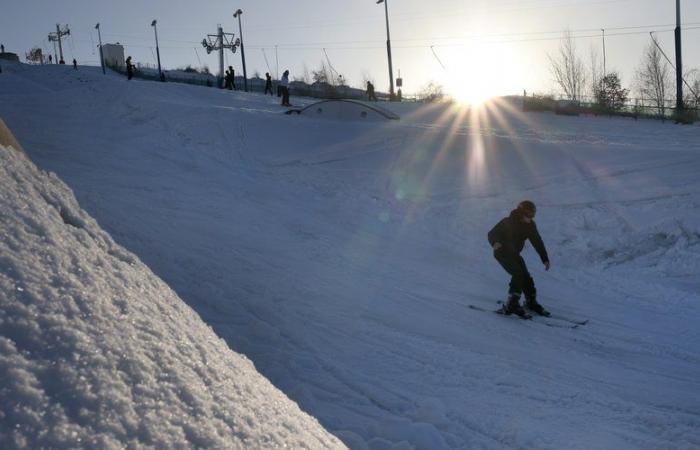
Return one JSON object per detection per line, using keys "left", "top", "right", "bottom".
{"left": 2, "top": 62, "right": 700, "bottom": 449}
{"left": 0, "top": 140, "right": 343, "bottom": 446}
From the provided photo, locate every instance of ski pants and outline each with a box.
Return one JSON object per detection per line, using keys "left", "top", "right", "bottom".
{"left": 281, "top": 87, "right": 290, "bottom": 105}
{"left": 494, "top": 250, "right": 536, "bottom": 300}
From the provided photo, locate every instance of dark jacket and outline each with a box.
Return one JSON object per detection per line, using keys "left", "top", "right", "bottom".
{"left": 488, "top": 209, "right": 549, "bottom": 263}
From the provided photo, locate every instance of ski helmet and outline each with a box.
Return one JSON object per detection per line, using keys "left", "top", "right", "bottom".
{"left": 517, "top": 200, "right": 536, "bottom": 217}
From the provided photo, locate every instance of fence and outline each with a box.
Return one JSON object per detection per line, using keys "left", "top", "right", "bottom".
{"left": 524, "top": 94, "right": 699, "bottom": 123}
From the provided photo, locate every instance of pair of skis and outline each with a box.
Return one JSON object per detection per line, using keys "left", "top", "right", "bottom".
{"left": 468, "top": 303, "right": 588, "bottom": 329}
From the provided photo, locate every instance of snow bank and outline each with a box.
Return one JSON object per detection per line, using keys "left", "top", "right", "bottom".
{"left": 0, "top": 143, "right": 344, "bottom": 449}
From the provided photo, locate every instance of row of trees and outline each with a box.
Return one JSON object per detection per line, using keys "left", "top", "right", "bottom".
{"left": 549, "top": 30, "right": 700, "bottom": 115}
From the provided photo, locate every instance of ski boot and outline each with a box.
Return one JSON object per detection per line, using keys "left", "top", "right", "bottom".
{"left": 525, "top": 297, "right": 550, "bottom": 317}
{"left": 503, "top": 294, "right": 531, "bottom": 319}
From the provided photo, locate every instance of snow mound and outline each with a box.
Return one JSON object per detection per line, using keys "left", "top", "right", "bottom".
{"left": 291, "top": 99, "right": 400, "bottom": 121}
{"left": 0, "top": 144, "right": 344, "bottom": 449}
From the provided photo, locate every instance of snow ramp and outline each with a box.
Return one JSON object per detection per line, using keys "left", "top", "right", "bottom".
{"left": 0, "top": 118, "right": 24, "bottom": 154}
{"left": 0, "top": 143, "right": 344, "bottom": 449}
{"left": 288, "top": 99, "right": 400, "bottom": 121}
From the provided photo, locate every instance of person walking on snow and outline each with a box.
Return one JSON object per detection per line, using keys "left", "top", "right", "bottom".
{"left": 366, "top": 81, "right": 377, "bottom": 101}
{"left": 279, "top": 70, "right": 291, "bottom": 106}
{"left": 488, "top": 200, "right": 550, "bottom": 318}
{"left": 264, "top": 73, "right": 273, "bottom": 95}
{"left": 126, "top": 56, "right": 134, "bottom": 80}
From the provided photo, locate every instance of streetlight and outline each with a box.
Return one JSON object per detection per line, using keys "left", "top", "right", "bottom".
{"left": 233, "top": 9, "right": 248, "bottom": 92}
{"left": 601, "top": 28, "right": 606, "bottom": 76}
{"left": 95, "top": 23, "right": 105, "bottom": 74}
{"left": 151, "top": 19, "right": 164, "bottom": 81}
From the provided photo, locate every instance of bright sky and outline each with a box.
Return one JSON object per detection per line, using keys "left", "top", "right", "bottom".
{"left": 2, "top": 0, "right": 699, "bottom": 100}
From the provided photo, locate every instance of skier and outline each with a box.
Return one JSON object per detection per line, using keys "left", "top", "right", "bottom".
{"left": 488, "top": 200, "right": 550, "bottom": 318}
{"left": 73, "top": 58, "right": 77, "bottom": 70}
{"left": 279, "top": 69, "right": 291, "bottom": 106}
{"left": 366, "top": 81, "right": 377, "bottom": 101}
{"left": 48, "top": 55, "right": 52, "bottom": 64}
{"left": 264, "top": 73, "right": 273, "bottom": 95}
{"left": 126, "top": 56, "right": 134, "bottom": 80}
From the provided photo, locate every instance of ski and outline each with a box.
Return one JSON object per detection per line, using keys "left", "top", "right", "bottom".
{"left": 468, "top": 304, "right": 582, "bottom": 329}
{"left": 496, "top": 301, "right": 589, "bottom": 326}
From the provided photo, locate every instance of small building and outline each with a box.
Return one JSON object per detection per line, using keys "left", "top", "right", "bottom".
{"left": 102, "top": 43, "right": 125, "bottom": 69}
{"left": 0, "top": 52, "right": 20, "bottom": 62}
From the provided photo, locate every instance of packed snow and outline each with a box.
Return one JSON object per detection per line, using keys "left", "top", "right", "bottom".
{"left": 1, "top": 62, "right": 700, "bottom": 449}
{"left": 0, "top": 134, "right": 342, "bottom": 446}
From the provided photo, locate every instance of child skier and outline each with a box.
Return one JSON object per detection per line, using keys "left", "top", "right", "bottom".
{"left": 488, "top": 200, "right": 551, "bottom": 318}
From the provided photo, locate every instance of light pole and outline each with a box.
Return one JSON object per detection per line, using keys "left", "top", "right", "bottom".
{"left": 233, "top": 9, "right": 248, "bottom": 92}
{"left": 151, "top": 19, "right": 163, "bottom": 81}
{"left": 675, "top": 0, "right": 683, "bottom": 111}
{"left": 376, "top": 0, "right": 395, "bottom": 100}
{"left": 95, "top": 23, "right": 105, "bottom": 74}
{"left": 601, "top": 28, "right": 606, "bottom": 76}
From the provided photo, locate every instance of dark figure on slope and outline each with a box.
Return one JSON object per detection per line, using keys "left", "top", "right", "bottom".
{"left": 264, "top": 73, "right": 273, "bottom": 95}
{"left": 366, "top": 81, "right": 377, "bottom": 101}
{"left": 126, "top": 56, "right": 134, "bottom": 80}
{"left": 73, "top": 59, "right": 77, "bottom": 70}
{"left": 488, "top": 200, "right": 550, "bottom": 318}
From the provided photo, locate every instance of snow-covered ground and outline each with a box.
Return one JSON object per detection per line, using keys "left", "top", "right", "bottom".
{"left": 1, "top": 62, "right": 700, "bottom": 449}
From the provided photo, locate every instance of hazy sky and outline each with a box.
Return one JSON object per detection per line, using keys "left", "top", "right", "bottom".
{"left": 2, "top": 0, "right": 699, "bottom": 98}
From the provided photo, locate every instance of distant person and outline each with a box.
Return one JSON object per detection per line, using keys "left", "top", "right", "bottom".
{"left": 264, "top": 73, "right": 273, "bottom": 95}
{"left": 48, "top": 55, "right": 53, "bottom": 64}
{"left": 0, "top": 44, "right": 4, "bottom": 53}
{"left": 225, "top": 66, "right": 234, "bottom": 90}
{"left": 279, "top": 70, "right": 291, "bottom": 107}
{"left": 73, "top": 58, "right": 77, "bottom": 70}
{"left": 488, "top": 200, "right": 551, "bottom": 319}
{"left": 230, "top": 67, "right": 237, "bottom": 90}
{"left": 126, "top": 56, "right": 134, "bottom": 80}
{"left": 366, "top": 81, "right": 377, "bottom": 101}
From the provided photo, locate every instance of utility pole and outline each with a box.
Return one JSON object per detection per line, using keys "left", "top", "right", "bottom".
{"left": 95, "top": 23, "right": 105, "bottom": 74}
{"left": 202, "top": 26, "right": 240, "bottom": 88}
{"left": 48, "top": 24, "right": 70, "bottom": 64}
{"left": 233, "top": 9, "right": 248, "bottom": 92}
{"left": 151, "top": 20, "right": 164, "bottom": 81}
{"left": 376, "top": 0, "right": 395, "bottom": 100}
{"left": 674, "top": 0, "right": 683, "bottom": 111}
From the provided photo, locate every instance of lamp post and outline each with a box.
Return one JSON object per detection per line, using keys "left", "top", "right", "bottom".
{"left": 233, "top": 9, "right": 248, "bottom": 92}
{"left": 151, "top": 19, "right": 163, "bottom": 81}
{"left": 601, "top": 28, "right": 606, "bottom": 76}
{"left": 95, "top": 23, "right": 105, "bottom": 74}
{"left": 376, "top": 0, "right": 395, "bottom": 100}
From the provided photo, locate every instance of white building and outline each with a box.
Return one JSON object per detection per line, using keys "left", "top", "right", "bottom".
{"left": 102, "top": 43, "right": 125, "bottom": 69}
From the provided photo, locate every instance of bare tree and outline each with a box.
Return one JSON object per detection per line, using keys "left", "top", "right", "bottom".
{"left": 588, "top": 46, "right": 604, "bottom": 98}
{"left": 635, "top": 40, "right": 671, "bottom": 115}
{"left": 548, "top": 30, "right": 587, "bottom": 101}
{"left": 683, "top": 69, "right": 700, "bottom": 109}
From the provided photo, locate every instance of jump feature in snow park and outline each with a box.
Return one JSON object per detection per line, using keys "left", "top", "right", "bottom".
{"left": 2, "top": 3, "right": 700, "bottom": 448}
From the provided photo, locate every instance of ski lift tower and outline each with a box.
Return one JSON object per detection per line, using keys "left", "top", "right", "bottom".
{"left": 202, "top": 26, "right": 240, "bottom": 88}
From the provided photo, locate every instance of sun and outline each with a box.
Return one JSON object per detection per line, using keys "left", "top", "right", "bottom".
{"left": 440, "top": 43, "right": 516, "bottom": 106}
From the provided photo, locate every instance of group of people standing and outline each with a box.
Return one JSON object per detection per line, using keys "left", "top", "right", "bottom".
{"left": 121, "top": 57, "right": 293, "bottom": 107}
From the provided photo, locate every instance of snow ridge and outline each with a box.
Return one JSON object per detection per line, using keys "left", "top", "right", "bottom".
{"left": 0, "top": 144, "right": 344, "bottom": 449}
